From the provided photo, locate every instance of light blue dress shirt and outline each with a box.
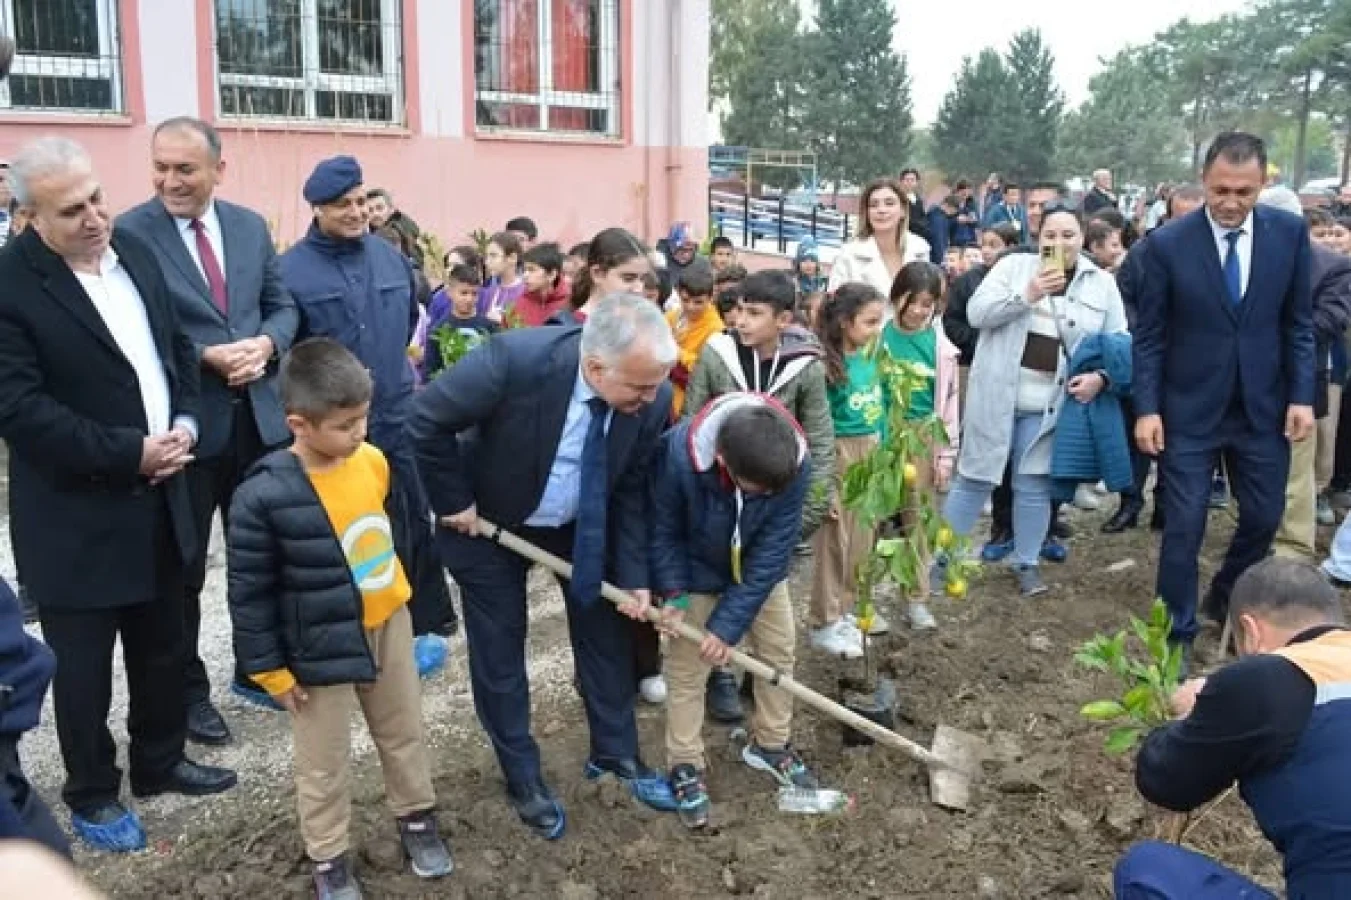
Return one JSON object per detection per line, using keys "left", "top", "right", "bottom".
{"left": 526, "top": 367, "right": 612, "bottom": 528}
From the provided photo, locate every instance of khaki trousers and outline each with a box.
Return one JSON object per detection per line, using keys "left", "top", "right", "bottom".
{"left": 1317, "top": 385, "right": 1342, "bottom": 489}
{"left": 291, "top": 604, "right": 436, "bottom": 862}
{"left": 810, "top": 435, "right": 878, "bottom": 627}
{"left": 665, "top": 583, "right": 796, "bottom": 769}
{"left": 1274, "top": 435, "right": 1317, "bottom": 560}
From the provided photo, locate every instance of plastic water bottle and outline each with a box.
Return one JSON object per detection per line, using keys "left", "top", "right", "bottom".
{"left": 776, "top": 786, "right": 854, "bottom": 815}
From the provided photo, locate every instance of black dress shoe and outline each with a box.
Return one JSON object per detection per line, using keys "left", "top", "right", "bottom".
{"left": 186, "top": 700, "right": 232, "bottom": 746}
{"left": 132, "top": 759, "right": 238, "bottom": 799}
{"left": 506, "top": 780, "right": 565, "bottom": 840}
{"left": 1200, "top": 589, "right": 1227, "bottom": 627}
{"left": 706, "top": 668, "right": 744, "bottom": 724}
{"left": 1101, "top": 502, "right": 1143, "bottom": 534}
{"left": 1050, "top": 518, "right": 1073, "bottom": 540}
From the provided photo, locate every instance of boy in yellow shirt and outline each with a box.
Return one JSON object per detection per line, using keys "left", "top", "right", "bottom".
{"left": 228, "top": 338, "right": 452, "bottom": 899}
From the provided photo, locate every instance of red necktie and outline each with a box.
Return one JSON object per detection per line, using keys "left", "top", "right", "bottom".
{"left": 190, "top": 218, "right": 228, "bottom": 315}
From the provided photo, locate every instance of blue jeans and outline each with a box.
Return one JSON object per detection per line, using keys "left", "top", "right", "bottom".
{"left": 943, "top": 412, "right": 1052, "bottom": 567}
{"left": 1114, "top": 841, "right": 1275, "bottom": 899}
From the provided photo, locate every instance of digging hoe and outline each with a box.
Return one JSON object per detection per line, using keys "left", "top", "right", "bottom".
{"left": 475, "top": 519, "right": 982, "bottom": 811}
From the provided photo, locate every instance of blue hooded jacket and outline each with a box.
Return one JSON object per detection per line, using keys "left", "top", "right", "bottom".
{"left": 649, "top": 394, "right": 809, "bottom": 647}
{"left": 795, "top": 239, "right": 827, "bottom": 295}
{"left": 1050, "top": 332, "right": 1134, "bottom": 501}
{"left": 0, "top": 576, "right": 56, "bottom": 840}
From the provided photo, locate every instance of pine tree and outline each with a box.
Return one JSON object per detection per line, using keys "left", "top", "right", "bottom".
{"left": 1002, "top": 29, "right": 1065, "bottom": 183}
{"left": 932, "top": 49, "right": 1008, "bottom": 181}
{"left": 802, "top": 0, "right": 914, "bottom": 191}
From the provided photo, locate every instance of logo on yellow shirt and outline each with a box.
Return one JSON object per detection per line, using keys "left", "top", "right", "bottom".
{"left": 342, "top": 514, "right": 398, "bottom": 592}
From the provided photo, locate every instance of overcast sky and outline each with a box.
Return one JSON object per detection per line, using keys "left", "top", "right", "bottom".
{"left": 823, "top": 0, "right": 1254, "bottom": 125}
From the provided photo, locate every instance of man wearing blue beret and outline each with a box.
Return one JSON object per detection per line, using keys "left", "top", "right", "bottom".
{"left": 277, "top": 156, "right": 455, "bottom": 672}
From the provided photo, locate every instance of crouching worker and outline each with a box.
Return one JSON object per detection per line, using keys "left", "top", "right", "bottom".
{"left": 651, "top": 394, "right": 818, "bottom": 828}
{"left": 1115, "top": 556, "right": 1351, "bottom": 899}
{"left": 228, "top": 338, "right": 452, "bottom": 899}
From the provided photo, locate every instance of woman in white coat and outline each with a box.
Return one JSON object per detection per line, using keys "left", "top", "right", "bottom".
{"left": 829, "top": 177, "right": 932, "bottom": 300}
{"left": 931, "top": 204, "right": 1128, "bottom": 597}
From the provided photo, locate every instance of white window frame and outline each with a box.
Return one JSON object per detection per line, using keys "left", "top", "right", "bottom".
{"left": 215, "top": 0, "right": 404, "bottom": 125}
{"left": 475, "top": 0, "right": 620, "bottom": 137}
{"left": 0, "top": 0, "right": 123, "bottom": 113}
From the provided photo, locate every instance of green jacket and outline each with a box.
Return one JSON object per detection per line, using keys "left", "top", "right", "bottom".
{"left": 683, "top": 328, "right": 835, "bottom": 536}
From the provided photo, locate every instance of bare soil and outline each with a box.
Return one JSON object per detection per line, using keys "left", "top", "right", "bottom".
{"left": 83, "top": 505, "right": 1289, "bottom": 899}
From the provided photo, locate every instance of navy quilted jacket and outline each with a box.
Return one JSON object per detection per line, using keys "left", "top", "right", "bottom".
{"left": 1051, "top": 332, "right": 1134, "bottom": 501}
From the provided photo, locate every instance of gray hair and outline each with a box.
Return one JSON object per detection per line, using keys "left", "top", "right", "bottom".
{"left": 1259, "top": 185, "right": 1304, "bottom": 218}
{"left": 1229, "top": 557, "right": 1343, "bottom": 629}
{"left": 9, "top": 136, "right": 92, "bottom": 206}
{"left": 580, "top": 292, "right": 677, "bottom": 368}
{"left": 153, "top": 116, "right": 223, "bottom": 162}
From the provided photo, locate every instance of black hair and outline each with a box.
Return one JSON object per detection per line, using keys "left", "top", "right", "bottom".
{"left": 1039, "top": 202, "right": 1083, "bottom": 231}
{"left": 1027, "top": 181, "right": 1064, "bottom": 197}
{"left": 816, "top": 282, "right": 885, "bottom": 385}
{"left": 710, "top": 235, "right": 735, "bottom": 252}
{"left": 1166, "top": 184, "right": 1205, "bottom": 219}
{"left": 489, "top": 231, "right": 523, "bottom": 262}
{"left": 445, "top": 263, "right": 483, "bottom": 288}
{"left": 740, "top": 269, "right": 796, "bottom": 316}
{"left": 675, "top": 257, "right": 715, "bottom": 297}
{"left": 900, "top": 167, "right": 921, "bottom": 180}
{"left": 716, "top": 404, "right": 801, "bottom": 494}
{"left": 954, "top": 179, "right": 971, "bottom": 191}
{"left": 1306, "top": 208, "right": 1335, "bottom": 229}
{"left": 1088, "top": 208, "right": 1126, "bottom": 231}
{"left": 505, "top": 216, "right": 538, "bottom": 240}
{"left": 153, "top": 116, "right": 223, "bottom": 162}
{"left": 522, "top": 241, "right": 564, "bottom": 286}
{"left": 889, "top": 261, "right": 946, "bottom": 320}
{"left": 716, "top": 283, "right": 743, "bottom": 317}
{"left": 1086, "top": 219, "right": 1121, "bottom": 249}
{"left": 1204, "top": 131, "right": 1267, "bottom": 174}
{"left": 1003, "top": 181, "right": 1021, "bottom": 193}
{"left": 281, "top": 338, "right": 373, "bottom": 420}
{"left": 715, "top": 263, "right": 748, "bottom": 286}
{"left": 1229, "top": 557, "right": 1343, "bottom": 629}
{"left": 568, "top": 241, "right": 590, "bottom": 259}
{"left": 445, "top": 244, "right": 481, "bottom": 276}
{"left": 653, "top": 265, "right": 673, "bottom": 302}
{"left": 570, "top": 227, "right": 649, "bottom": 310}
{"left": 987, "top": 223, "right": 1021, "bottom": 248}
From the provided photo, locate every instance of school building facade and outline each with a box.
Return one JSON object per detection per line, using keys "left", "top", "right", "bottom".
{"left": 0, "top": 0, "right": 710, "bottom": 248}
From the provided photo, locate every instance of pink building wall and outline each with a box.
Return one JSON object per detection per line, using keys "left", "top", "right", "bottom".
{"left": 0, "top": 0, "right": 710, "bottom": 250}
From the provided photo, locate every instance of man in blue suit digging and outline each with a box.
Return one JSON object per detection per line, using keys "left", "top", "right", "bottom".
{"left": 1133, "top": 131, "right": 1315, "bottom": 656}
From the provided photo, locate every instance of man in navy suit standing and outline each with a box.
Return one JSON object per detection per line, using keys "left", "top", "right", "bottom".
{"left": 1135, "top": 132, "right": 1315, "bottom": 649}
{"left": 408, "top": 292, "right": 678, "bottom": 839}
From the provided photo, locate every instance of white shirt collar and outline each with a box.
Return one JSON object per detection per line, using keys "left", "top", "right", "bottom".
{"left": 1205, "top": 207, "right": 1254, "bottom": 239}
{"left": 81, "top": 245, "right": 121, "bottom": 277}
{"left": 173, "top": 199, "right": 220, "bottom": 234}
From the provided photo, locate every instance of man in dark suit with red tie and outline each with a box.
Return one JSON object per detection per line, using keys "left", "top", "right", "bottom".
{"left": 119, "top": 118, "right": 298, "bottom": 743}
{"left": 1134, "top": 132, "right": 1316, "bottom": 654}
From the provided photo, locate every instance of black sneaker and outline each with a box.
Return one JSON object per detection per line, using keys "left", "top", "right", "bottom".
{"left": 397, "top": 810, "right": 454, "bottom": 879}
{"left": 313, "top": 854, "right": 362, "bottom": 900}
{"left": 669, "top": 764, "right": 710, "bottom": 829}
{"left": 705, "top": 668, "right": 744, "bottom": 724}
{"left": 741, "top": 742, "right": 820, "bottom": 789}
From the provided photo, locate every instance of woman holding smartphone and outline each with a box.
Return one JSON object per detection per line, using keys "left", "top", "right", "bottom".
{"left": 929, "top": 204, "right": 1128, "bottom": 597}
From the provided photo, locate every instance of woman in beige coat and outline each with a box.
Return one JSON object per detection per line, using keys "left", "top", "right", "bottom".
{"left": 828, "top": 177, "right": 933, "bottom": 301}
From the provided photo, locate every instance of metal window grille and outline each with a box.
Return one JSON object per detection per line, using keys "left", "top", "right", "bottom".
{"left": 474, "top": 0, "right": 620, "bottom": 137}
{"left": 214, "top": 0, "right": 404, "bottom": 125}
{"left": 0, "top": 0, "right": 124, "bottom": 114}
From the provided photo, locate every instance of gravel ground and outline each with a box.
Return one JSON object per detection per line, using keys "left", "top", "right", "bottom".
{"left": 0, "top": 459, "right": 587, "bottom": 869}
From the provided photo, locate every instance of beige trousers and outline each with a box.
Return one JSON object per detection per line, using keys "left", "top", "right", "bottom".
{"left": 291, "top": 604, "right": 436, "bottom": 862}
{"left": 1316, "top": 385, "right": 1342, "bottom": 490}
{"left": 1274, "top": 435, "right": 1317, "bottom": 561}
{"left": 810, "top": 434, "right": 878, "bottom": 627}
{"left": 665, "top": 584, "right": 796, "bottom": 769}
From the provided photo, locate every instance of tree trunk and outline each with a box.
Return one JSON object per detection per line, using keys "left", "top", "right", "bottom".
{"left": 1293, "top": 69, "right": 1314, "bottom": 189}
{"left": 1190, "top": 96, "right": 1205, "bottom": 175}
{"left": 1342, "top": 115, "right": 1351, "bottom": 185}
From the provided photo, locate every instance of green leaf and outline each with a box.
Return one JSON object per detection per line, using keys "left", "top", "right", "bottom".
{"left": 1081, "top": 700, "right": 1127, "bottom": 721}
{"left": 1104, "top": 726, "right": 1142, "bottom": 755}
{"left": 1122, "top": 684, "right": 1153, "bottom": 715}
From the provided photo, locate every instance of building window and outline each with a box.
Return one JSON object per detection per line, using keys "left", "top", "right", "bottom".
{"left": 0, "top": 0, "right": 124, "bottom": 113}
{"left": 214, "top": 0, "right": 404, "bottom": 125}
{"left": 474, "top": 0, "right": 620, "bottom": 137}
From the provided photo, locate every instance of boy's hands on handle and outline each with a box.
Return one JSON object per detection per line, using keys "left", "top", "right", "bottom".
{"left": 441, "top": 503, "right": 479, "bottom": 534}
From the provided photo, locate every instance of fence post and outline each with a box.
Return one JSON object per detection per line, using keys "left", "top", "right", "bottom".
{"left": 745, "top": 192, "right": 754, "bottom": 249}
{"left": 810, "top": 203, "right": 818, "bottom": 241}
{"left": 777, "top": 196, "right": 786, "bottom": 254}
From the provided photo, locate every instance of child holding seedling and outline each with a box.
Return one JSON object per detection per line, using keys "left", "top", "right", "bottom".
{"left": 651, "top": 394, "right": 817, "bottom": 829}
{"left": 880, "top": 261, "right": 962, "bottom": 630}
{"left": 423, "top": 264, "right": 499, "bottom": 378}
{"left": 810, "top": 283, "right": 888, "bottom": 657}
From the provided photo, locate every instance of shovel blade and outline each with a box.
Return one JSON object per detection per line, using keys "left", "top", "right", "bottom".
{"left": 928, "top": 724, "right": 981, "bottom": 811}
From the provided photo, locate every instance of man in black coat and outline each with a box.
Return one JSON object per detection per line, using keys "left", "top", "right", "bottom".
{"left": 118, "top": 117, "right": 298, "bottom": 743}
{"left": 0, "top": 138, "right": 236, "bottom": 853}
{"left": 407, "top": 293, "right": 678, "bottom": 839}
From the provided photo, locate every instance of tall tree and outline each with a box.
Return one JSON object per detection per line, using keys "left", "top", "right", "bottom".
{"left": 1055, "top": 48, "right": 1190, "bottom": 185}
{"left": 802, "top": 0, "right": 914, "bottom": 191}
{"left": 1002, "top": 29, "right": 1065, "bottom": 182}
{"left": 932, "top": 49, "right": 1009, "bottom": 180}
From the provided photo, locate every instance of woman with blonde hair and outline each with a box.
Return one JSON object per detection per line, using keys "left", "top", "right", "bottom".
{"left": 828, "top": 177, "right": 933, "bottom": 300}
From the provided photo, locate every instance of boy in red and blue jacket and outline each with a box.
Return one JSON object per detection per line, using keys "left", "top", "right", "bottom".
{"left": 650, "top": 393, "right": 816, "bottom": 829}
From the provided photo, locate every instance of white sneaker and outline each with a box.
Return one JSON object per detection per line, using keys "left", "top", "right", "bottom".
{"left": 1073, "top": 484, "right": 1101, "bottom": 511}
{"left": 845, "top": 612, "right": 890, "bottom": 636}
{"left": 639, "top": 675, "right": 667, "bottom": 704}
{"left": 1093, "top": 480, "right": 1110, "bottom": 495}
{"left": 907, "top": 601, "right": 938, "bottom": 631}
{"left": 810, "top": 621, "right": 864, "bottom": 659}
